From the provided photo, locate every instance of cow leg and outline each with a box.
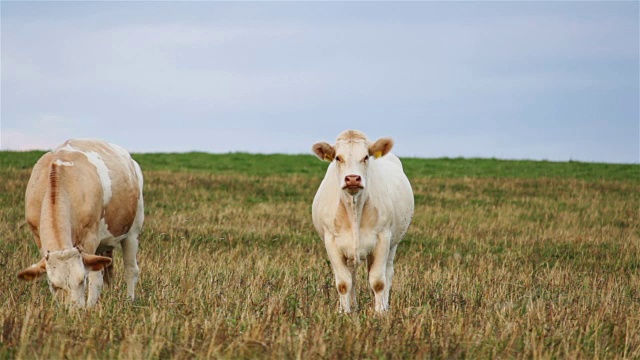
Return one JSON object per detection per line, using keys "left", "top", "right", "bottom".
{"left": 324, "top": 234, "right": 354, "bottom": 313}
{"left": 97, "top": 249, "right": 114, "bottom": 286}
{"left": 384, "top": 244, "right": 398, "bottom": 309}
{"left": 346, "top": 258, "right": 358, "bottom": 310}
{"left": 121, "top": 232, "right": 140, "bottom": 301}
{"left": 368, "top": 231, "right": 391, "bottom": 313}
{"left": 87, "top": 269, "right": 104, "bottom": 307}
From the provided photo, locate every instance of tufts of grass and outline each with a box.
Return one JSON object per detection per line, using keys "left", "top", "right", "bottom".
{"left": 1, "top": 152, "right": 639, "bottom": 358}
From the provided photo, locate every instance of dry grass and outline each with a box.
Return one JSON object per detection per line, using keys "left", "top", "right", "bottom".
{"left": 1, "top": 161, "right": 639, "bottom": 359}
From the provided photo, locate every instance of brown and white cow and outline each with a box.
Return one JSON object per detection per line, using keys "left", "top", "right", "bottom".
{"left": 17, "top": 139, "right": 144, "bottom": 308}
{"left": 312, "top": 130, "right": 414, "bottom": 313}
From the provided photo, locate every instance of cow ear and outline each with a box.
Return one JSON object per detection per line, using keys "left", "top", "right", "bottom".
{"left": 17, "top": 258, "right": 47, "bottom": 281}
{"left": 312, "top": 142, "right": 336, "bottom": 162}
{"left": 81, "top": 253, "right": 112, "bottom": 271}
{"left": 369, "top": 137, "right": 394, "bottom": 158}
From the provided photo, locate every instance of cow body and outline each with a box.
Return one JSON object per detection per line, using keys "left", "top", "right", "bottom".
{"left": 312, "top": 130, "right": 414, "bottom": 312}
{"left": 18, "top": 139, "right": 144, "bottom": 307}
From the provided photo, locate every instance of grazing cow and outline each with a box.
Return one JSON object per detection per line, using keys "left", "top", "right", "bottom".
{"left": 312, "top": 130, "right": 414, "bottom": 313}
{"left": 17, "top": 139, "right": 144, "bottom": 308}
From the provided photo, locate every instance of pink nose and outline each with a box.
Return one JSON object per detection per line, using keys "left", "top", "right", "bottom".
{"left": 344, "top": 175, "right": 362, "bottom": 187}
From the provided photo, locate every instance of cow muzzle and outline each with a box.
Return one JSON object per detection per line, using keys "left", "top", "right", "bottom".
{"left": 342, "top": 175, "right": 364, "bottom": 194}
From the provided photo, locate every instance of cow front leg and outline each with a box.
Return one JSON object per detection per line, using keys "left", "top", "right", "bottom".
{"left": 121, "top": 233, "right": 140, "bottom": 301}
{"left": 368, "top": 231, "right": 391, "bottom": 313}
{"left": 346, "top": 258, "right": 358, "bottom": 311}
{"left": 324, "top": 234, "right": 355, "bottom": 313}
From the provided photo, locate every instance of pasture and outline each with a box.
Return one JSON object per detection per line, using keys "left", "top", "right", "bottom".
{"left": 1, "top": 151, "right": 639, "bottom": 359}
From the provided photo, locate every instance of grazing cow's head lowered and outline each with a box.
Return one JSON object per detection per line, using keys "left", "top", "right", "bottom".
{"left": 18, "top": 246, "right": 112, "bottom": 307}
{"left": 313, "top": 130, "right": 394, "bottom": 196}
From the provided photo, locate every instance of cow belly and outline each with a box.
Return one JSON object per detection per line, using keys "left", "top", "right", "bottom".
{"left": 336, "top": 230, "right": 378, "bottom": 260}
{"left": 98, "top": 218, "right": 128, "bottom": 248}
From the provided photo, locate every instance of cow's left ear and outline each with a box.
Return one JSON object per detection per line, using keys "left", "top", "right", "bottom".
{"left": 81, "top": 253, "right": 112, "bottom": 271}
{"left": 17, "top": 258, "right": 47, "bottom": 281}
{"left": 312, "top": 142, "right": 336, "bottom": 162}
{"left": 369, "top": 137, "right": 394, "bottom": 158}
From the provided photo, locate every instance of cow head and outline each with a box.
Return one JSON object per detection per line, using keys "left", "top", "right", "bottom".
{"left": 313, "top": 130, "right": 394, "bottom": 196}
{"left": 17, "top": 246, "right": 112, "bottom": 308}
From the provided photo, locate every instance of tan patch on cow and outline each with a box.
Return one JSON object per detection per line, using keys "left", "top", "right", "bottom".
{"left": 338, "top": 282, "right": 348, "bottom": 295}
{"left": 103, "top": 189, "right": 138, "bottom": 237}
{"left": 334, "top": 201, "right": 351, "bottom": 232}
{"left": 372, "top": 280, "right": 385, "bottom": 293}
{"left": 360, "top": 201, "right": 379, "bottom": 229}
{"left": 25, "top": 152, "right": 53, "bottom": 245}
{"left": 337, "top": 130, "right": 368, "bottom": 142}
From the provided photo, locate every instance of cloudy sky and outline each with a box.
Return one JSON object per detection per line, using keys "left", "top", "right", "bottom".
{"left": 1, "top": 1, "right": 638, "bottom": 163}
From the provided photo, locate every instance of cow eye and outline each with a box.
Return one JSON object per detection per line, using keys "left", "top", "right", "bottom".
{"left": 335, "top": 156, "right": 342, "bottom": 162}
{"left": 363, "top": 155, "right": 369, "bottom": 162}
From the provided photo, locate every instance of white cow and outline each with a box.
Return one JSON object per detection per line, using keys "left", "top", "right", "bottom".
{"left": 312, "top": 130, "right": 414, "bottom": 313}
{"left": 18, "top": 139, "right": 144, "bottom": 308}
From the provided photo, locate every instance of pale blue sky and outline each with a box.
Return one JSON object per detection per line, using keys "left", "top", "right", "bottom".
{"left": 1, "top": 1, "right": 638, "bottom": 163}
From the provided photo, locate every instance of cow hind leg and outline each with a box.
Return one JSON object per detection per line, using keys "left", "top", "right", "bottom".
{"left": 121, "top": 232, "right": 140, "bottom": 301}
{"left": 98, "top": 249, "right": 114, "bottom": 286}
{"left": 384, "top": 245, "right": 399, "bottom": 309}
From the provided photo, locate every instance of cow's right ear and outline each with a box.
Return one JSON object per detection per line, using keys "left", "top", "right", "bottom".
{"left": 17, "top": 258, "right": 47, "bottom": 281}
{"left": 81, "top": 253, "right": 112, "bottom": 271}
{"left": 312, "top": 142, "right": 336, "bottom": 162}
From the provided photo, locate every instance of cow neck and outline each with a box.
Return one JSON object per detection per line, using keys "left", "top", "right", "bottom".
{"left": 340, "top": 189, "right": 368, "bottom": 264}
{"left": 39, "top": 163, "right": 74, "bottom": 252}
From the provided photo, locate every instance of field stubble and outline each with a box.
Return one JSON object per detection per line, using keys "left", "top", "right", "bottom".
{"left": 1, "top": 155, "right": 639, "bottom": 359}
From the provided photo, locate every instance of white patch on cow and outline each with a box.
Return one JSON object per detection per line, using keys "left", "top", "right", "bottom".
{"left": 83, "top": 151, "right": 113, "bottom": 205}
{"left": 98, "top": 218, "right": 127, "bottom": 246}
{"left": 56, "top": 143, "right": 76, "bottom": 152}
{"left": 54, "top": 159, "right": 74, "bottom": 166}
{"left": 109, "top": 142, "right": 135, "bottom": 184}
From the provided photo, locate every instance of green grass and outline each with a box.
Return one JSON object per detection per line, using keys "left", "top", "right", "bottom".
{"left": 0, "top": 151, "right": 639, "bottom": 359}
{"left": 2, "top": 150, "right": 638, "bottom": 181}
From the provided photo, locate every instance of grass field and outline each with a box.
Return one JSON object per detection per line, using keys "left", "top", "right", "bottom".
{"left": 1, "top": 151, "right": 639, "bottom": 359}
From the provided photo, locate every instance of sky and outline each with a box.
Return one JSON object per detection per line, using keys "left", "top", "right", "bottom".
{"left": 1, "top": 1, "right": 638, "bottom": 163}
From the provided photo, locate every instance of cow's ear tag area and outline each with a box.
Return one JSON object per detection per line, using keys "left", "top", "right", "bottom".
{"left": 373, "top": 151, "right": 383, "bottom": 159}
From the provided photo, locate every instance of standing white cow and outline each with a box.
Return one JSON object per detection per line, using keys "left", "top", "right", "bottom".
{"left": 17, "top": 139, "right": 144, "bottom": 308}
{"left": 312, "top": 130, "right": 414, "bottom": 313}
